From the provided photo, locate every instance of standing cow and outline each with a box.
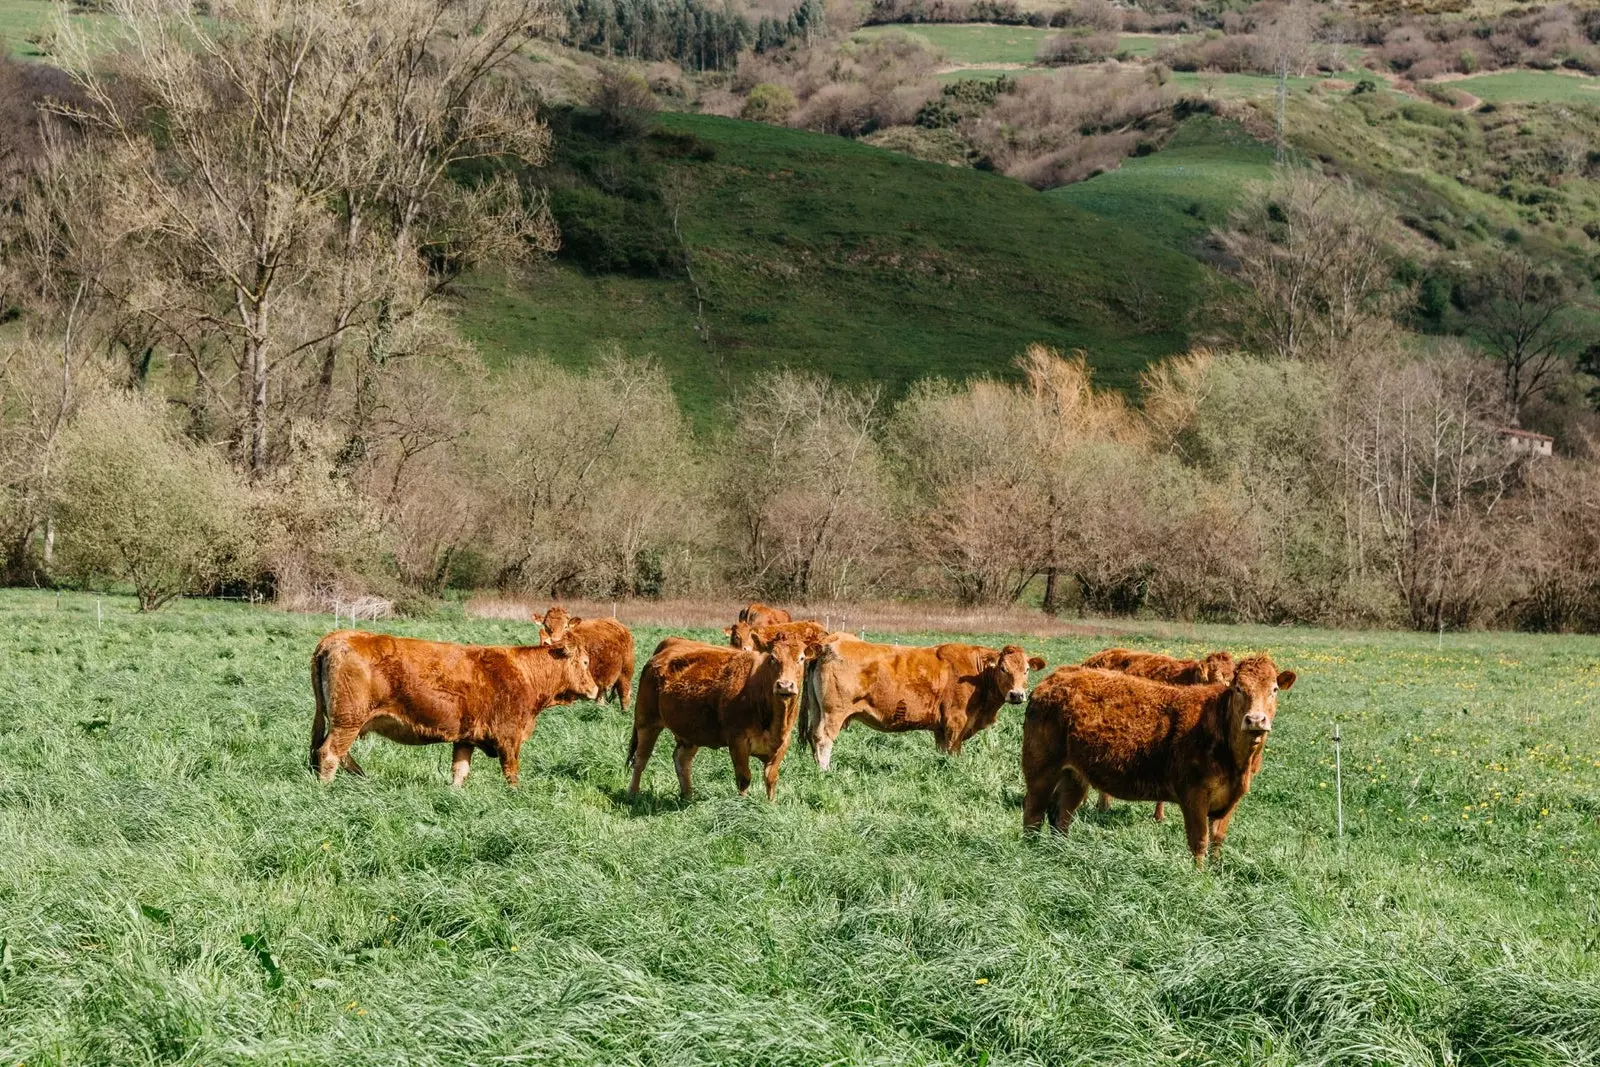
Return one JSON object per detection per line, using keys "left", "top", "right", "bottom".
{"left": 535, "top": 605, "right": 636, "bottom": 712}
{"left": 310, "top": 631, "right": 599, "bottom": 787}
{"left": 737, "top": 602, "right": 792, "bottom": 629}
{"left": 803, "top": 637, "right": 1046, "bottom": 770}
{"left": 1081, "top": 647, "right": 1238, "bottom": 821}
{"left": 1021, "top": 655, "right": 1295, "bottom": 865}
{"left": 726, "top": 618, "right": 832, "bottom": 652}
{"left": 628, "top": 634, "right": 816, "bottom": 800}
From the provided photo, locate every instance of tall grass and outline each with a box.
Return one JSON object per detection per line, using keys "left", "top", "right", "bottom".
{"left": 1, "top": 591, "right": 1598, "bottom": 1064}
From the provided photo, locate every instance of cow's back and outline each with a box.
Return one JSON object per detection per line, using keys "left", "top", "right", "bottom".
{"left": 819, "top": 638, "right": 952, "bottom": 727}
{"left": 643, "top": 641, "right": 754, "bottom": 744}
{"left": 574, "top": 617, "right": 634, "bottom": 688}
{"left": 1027, "top": 667, "right": 1216, "bottom": 799}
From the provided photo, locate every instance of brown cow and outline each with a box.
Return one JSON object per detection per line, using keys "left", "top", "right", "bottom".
{"left": 1081, "top": 648, "right": 1237, "bottom": 821}
{"left": 725, "top": 618, "right": 832, "bottom": 652}
{"left": 627, "top": 634, "right": 817, "bottom": 800}
{"left": 1021, "top": 655, "right": 1295, "bottom": 865}
{"left": 309, "top": 630, "right": 599, "bottom": 787}
{"left": 1082, "top": 648, "right": 1236, "bottom": 686}
{"left": 803, "top": 637, "right": 1047, "bottom": 770}
{"left": 737, "top": 602, "right": 791, "bottom": 628}
{"left": 534, "top": 605, "right": 636, "bottom": 712}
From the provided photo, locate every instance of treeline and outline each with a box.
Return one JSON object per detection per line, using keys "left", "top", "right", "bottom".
{"left": 559, "top": 0, "right": 824, "bottom": 69}
{"left": 12, "top": 338, "right": 1600, "bottom": 632}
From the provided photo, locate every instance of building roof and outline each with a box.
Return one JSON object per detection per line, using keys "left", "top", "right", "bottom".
{"left": 1496, "top": 427, "right": 1554, "bottom": 442}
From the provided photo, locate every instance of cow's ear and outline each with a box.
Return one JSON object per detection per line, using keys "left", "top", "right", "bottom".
{"left": 804, "top": 641, "right": 822, "bottom": 660}
{"left": 570, "top": 617, "right": 583, "bottom": 627}
{"left": 548, "top": 635, "right": 571, "bottom": 657}
{"left": 1028, "top": 656, "right": 1047, "bottom": 671}
{"left": 722, "top": 627, "right": 732, "bottom": 636}
{"left": 531, "top": 613, "right": 543, "bottom": 625}
{"left": 1276, "top": 670, "right": 1296, "bottom": 691}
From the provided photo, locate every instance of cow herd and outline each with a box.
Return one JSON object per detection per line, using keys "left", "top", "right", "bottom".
{"left": 308, "top": 602, "right": 1295, "bottom": 865}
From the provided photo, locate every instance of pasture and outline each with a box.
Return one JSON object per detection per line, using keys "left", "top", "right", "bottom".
{"left": 1049, "top": 115, "right": 1276, "bottom": 251}
{"left": 1442, "top": 70, "right": 1600, "bottom": 105}
{"left": 850, "top": 23, "right": 1052, "bottom": 66}
{"left": 2, "top": 590, "right": 1598, "bottom": 1065}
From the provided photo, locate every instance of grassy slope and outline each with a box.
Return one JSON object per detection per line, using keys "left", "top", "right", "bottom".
{"left": 1, "top": 591, "right": 1598, "bottom": 1064}
{"left": 850, "top": 23, "right": 1054, "bottom": 65}
{"left": 1047, "top": 115, "right": 1276, "bottom": 251}
{"left": 457, "top": 113, "right": 1207, "bottom": 420}
{"left": 1447, "top": 70, "right": 1600, "bottom": 105}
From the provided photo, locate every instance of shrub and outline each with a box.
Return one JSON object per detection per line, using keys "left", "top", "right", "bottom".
{"left": 1036, "top": 32, "right": 1118, "bottom": 66}
{"left": 742, "top": 82, "right": 797, "bottom": 124}
{"left": 51, "top": 394, "right": 253, "bottom": 611}
{"left": 591, "top": 67, "right": 658, "bottom": 138}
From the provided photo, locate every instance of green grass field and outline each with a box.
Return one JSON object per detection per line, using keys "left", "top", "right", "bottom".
{"left": 1444, "top": 70, "right": 1600, "bottom": 105}
{"left": 0, "top": 0, "right": 50, "bottom": 54}
{"left": 1048, "top": 116, "right": 1277, "bottom": 251}
{"left": 850, "top": 23, "right": 1051, "bottom": 65}
{"left": 1167, "top": 70, "right": 1338, "bottom": 99}
{"left": 850, "top": 24, "right": 1194, "bottom": 66}
{"left": 3, "top": 590, "right": 1598, "bottom": 1063}
{"left": 458, "top": 112, "right": 1207, "bottom": 420}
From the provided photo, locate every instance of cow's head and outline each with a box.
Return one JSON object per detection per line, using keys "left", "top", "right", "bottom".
{"left": 764, "top": 635, "right": 820, "bottom": 698}
{"left": 985, "top": 645, "right": 1048, "bottom": 705}
{"left": 536, "top": 605, "right": 572, "bottom": 644}
{"left": 546, "top": 631, "right": 600, "bottom": 701}
{"left": 1226, "top": 655, "right": 1295, "bottom": 738}
{"left": 726, "top": 620, "right": 756, "bottom": 650}
{"left": 1201, "top": 650, "right": 1237, "bottom": 685}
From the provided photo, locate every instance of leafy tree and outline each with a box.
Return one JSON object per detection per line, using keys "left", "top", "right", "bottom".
{"left": 51, "top": 393, "right": 253, "bottom": 611}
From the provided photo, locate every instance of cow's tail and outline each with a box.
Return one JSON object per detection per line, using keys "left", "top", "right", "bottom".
{"left": 801, "top": 649, "right": 827, "bottom": 751}
{"left": 310, "top": 638, "right": 365, "bottom": 777}
{"left": 626, "top": 723, "right": 639, "bottom": 769}
{"left": 309, "top": 643, "right": 333, "bottom": 775}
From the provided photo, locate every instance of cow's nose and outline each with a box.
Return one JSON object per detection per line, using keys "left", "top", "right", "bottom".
{"left": 776, "top": 680, "right": 799, "bottom": 696}
{"left": 1007, "top": 690, "right": 1026, "bottom": 704}
{"left": 1243, "top": 712, "right": 1271, "bottom": 732}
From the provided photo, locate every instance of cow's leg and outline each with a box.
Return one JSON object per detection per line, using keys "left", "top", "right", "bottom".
{"left": 673, "top": 742, "right": 699, "bottom": 799}
{"left": 762, "top": 752, "right": 784, "bottom": 801}
{"left": 1022, "top": 764, "right": 1061, "bottom": 836}
{"left": 450, "top": 743, "right": 473, "bottom": 788}
{"left": 729, "top": 738, "right": 754, "bottom": 797}
{"left": 315, "top": 724, "right": 365, "bottom": 783}
{"left": 814, "top": 710, "right": 849, "bottom": 772}
{"left": 627, "top": 725, "right": 662, "bottom": 797}
{"left": 1154, "top": 801, "right": 1167, "bottom": 822}
{"left": 614, "top": 674, "right": 632, "bottom": 715}
{"left": 1208, "top": 802, "right": 1242, "bottom": 856}
{"left": 1052, "top": 771, "right": 1089, "bottom": 835}
{"left": 498, "top": 742, "right": 522, "bottom": 788}
{"left": 1097, "top": 791, "right": 1113, "bottom": 812}
{"left": 1180, "top": 798, "right": 1211, "bottom": 867}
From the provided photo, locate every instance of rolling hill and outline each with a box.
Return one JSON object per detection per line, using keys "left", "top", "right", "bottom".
{"left": 455, "top": 111, "right": 1210, "bottom": 421}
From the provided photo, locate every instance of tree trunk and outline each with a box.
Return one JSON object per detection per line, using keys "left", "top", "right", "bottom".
{"left": 1042, "top": 567, "right": 1059, "bottom": 615}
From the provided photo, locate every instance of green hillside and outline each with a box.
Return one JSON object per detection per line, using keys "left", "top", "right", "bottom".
{"left": 456, "top": 111, "right": 1208, "bottom": 420}
{"left": 1048, "top": 115, "right": 1275, "bottom": 252}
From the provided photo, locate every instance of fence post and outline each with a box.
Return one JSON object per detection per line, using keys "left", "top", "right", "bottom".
{"left": 96, "top": 598, "right": 102, "bottom": 628}
{"left": 1333, "top": 721, "right": 1344, "bottom": 841}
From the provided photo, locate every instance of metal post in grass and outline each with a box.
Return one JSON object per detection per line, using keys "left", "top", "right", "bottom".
{"left": 96, "top": 599, "right": 102, "bottom": 628}
{"left": 1333, "top": 721, "right": 1344, "bottom": 841}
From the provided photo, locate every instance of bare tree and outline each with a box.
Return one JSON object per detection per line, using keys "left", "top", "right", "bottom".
{"left": 724, "top": 371, "right": 890, "bottom": 600}
{"left": 1351, "top": 350, "right": 1520, "bottom": 630}
{"left": 50, "top": 0, "right": 558, "bottom": 477}
{"left": 1218, "top": 169, "right": 1407, "bottom": 363}
{"left": 1464, "top": 253, "right": 1588, "bottom": 423}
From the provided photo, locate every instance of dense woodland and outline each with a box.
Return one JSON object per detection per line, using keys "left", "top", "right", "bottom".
{"left": 0, "top": 0, "right": 1598, "bottom": 630}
